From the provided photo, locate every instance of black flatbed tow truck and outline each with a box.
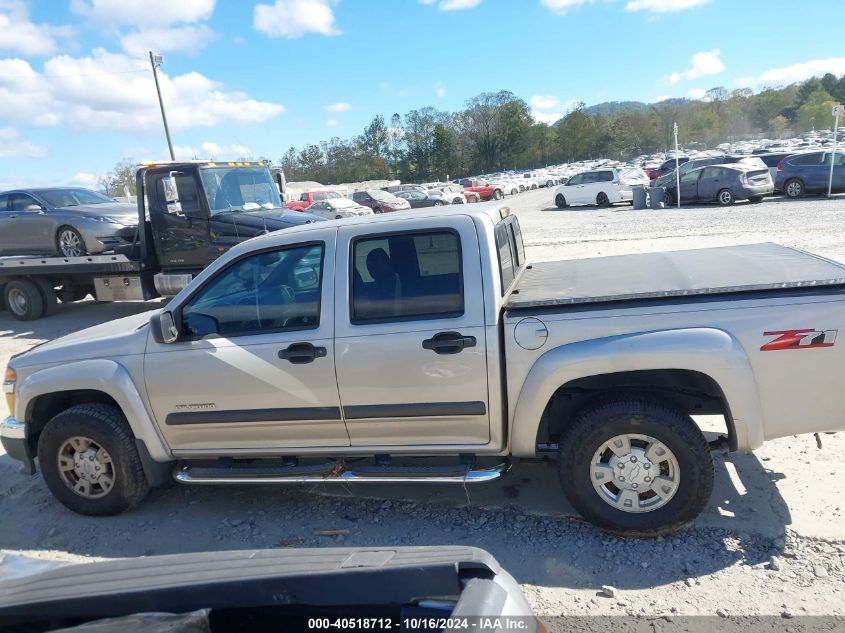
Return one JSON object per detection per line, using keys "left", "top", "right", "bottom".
{"left": 0, "top": 161, "right": 320, "bottom": 321}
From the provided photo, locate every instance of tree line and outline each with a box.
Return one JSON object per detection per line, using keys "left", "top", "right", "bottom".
{"left": 99, "top": 73, "right": 845, "bottom": 195}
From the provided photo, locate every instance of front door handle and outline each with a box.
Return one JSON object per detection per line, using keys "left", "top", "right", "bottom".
{"left": 422, "top": 331, "right": 477, "bottom": 355}
{"left": 278, "top": 342, "right": 327, "bottom": 364}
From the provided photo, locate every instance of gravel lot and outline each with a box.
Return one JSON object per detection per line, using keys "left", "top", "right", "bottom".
{"left": 2, "top": 189, "right": 845, "bottom": 618}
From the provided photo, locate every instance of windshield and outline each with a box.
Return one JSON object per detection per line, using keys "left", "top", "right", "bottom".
{"left": 199, "top": 166, "right": 282, "bottom": 214}
{"left": 367, "top": 190, "right": 394, "bottom": 201}
{"left": 34, "top": 188, "right": 114, "bottom": 207}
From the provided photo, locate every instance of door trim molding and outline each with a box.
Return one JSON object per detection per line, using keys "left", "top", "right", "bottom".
{"left": 343, "top": 401, "right": 486, "bottom": 420}
{"left": 165, "top": 406, "right": 342, "bottom": 425}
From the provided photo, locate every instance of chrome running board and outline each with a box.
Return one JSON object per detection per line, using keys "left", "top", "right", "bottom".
{"left": 173, "top": 460, "right": 510, "bottom": 485}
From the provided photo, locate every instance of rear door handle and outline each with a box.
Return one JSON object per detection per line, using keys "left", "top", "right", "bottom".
{"left": 278, "top": 342, "right": 327, "bottom": 364}
{"left": 422, "top": 331, "right": 477, "bottom": 355}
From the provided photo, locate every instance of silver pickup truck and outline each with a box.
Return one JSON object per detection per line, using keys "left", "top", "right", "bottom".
{"left": 3, "top": 203, "right": 845, "bottom": 534}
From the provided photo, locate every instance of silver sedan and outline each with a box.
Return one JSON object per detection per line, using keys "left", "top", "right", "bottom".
{"left": 0, "top": 187, "right": 138, "bottom": 257}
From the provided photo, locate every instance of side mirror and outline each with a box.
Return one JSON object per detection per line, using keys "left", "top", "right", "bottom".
{"left": 161, "top": 173, "right": 183, "bottom": 216}
{"left": 24, "top": 204, "right": 43, "bottom": 213}
{"left": 182, "top": 312, "right": 219, "bottom": 338}
{"left": 150, "top": 311, "right": 179, "bottom": 344}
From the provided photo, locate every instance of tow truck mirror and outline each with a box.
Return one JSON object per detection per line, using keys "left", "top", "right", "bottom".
{"left": 161, "top": 173, "right": 183, "bottom": 216}
{"left": 150, "top": 311, "right": 179, "bottom": 344}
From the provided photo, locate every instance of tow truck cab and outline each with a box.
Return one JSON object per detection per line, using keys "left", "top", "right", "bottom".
{"left": 0, "top": 162, "right": 322, "bottom": 319}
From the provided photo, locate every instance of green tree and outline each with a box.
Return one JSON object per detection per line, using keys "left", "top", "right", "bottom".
{"left": 796, "top": 89, "right": 836, "bottom": 131}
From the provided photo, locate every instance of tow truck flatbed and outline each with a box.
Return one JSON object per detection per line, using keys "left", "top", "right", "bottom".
{"left": 0, "top": 254, "right": 147, "bottom": 277}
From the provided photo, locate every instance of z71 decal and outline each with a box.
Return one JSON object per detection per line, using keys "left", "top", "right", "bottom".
{"left": 761, "top": 329, "right": 837, "bottom": 351}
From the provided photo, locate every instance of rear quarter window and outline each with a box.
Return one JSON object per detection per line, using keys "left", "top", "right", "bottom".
{"left": 789, "top": 153, "right": 823, "bottom": 166}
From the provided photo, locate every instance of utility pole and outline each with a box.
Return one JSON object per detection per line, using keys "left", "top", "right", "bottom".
{"left": 149, "top": 51, "right": 175, "bottom": 161}
{"left": 829, "top": 104, "right": 842, "bottom": 198}
{"left": 673, "top": 122, "right": 680, "bottom": 209}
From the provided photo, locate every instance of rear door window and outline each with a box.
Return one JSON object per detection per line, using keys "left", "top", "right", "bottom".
{"left": 598, "top": 171, "right": 614, "bottom": 182}
{"left": 350, "top": 230, "right": 463, "bottom": 323}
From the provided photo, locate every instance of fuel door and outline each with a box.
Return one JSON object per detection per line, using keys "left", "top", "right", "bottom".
{"left": 514, "top": 317, "right": 549, "bottom": 350}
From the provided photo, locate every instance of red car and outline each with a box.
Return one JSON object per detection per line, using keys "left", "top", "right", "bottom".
{"left": 285, "top": 190, "right": 342, "bottom": 211}
{"left": 459, "top": 178, "right": 504, "bottom": 201}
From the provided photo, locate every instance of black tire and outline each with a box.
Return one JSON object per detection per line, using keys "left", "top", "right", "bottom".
{"left": 748, "top": 196, "right": 764, "bottom": 204}
{"left": 557, "top": 395, "right": 714, "bottom": 536}
{"left": 434, "top": 200, "right": 444, "bottom": 206}
{"left": 55, "top": 226, "right": 87, "bottom": 257}
{"left": 784, "top": 178, "right": 804, "bottom": 199}
{"left": 717, "top": 188, "right": 734, "bottom": 206}
{"left": 4, "top": 279, "right": 45, "bottom": 321}
{"left": 555, "top": 194, "right": 568, "bottom": 209}
{"left": 33, "top": 278, "right": 58, "bottom": 316}
{"left": 493, "top": 189, "right": 504, "bottom": 200}
{"left": 664, "top": 189, "right": 674, "bottom": 206}
{"left": 596, "top": 192, "right": 611, "bottom": 207}
{"left": 37, "top": 403, "right": 149, "bottom": 516}
{"left": 335, "top": 215, "right": 343, "bottom": 219}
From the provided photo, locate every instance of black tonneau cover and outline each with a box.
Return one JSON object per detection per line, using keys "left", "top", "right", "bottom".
{"left": 506, "top": 243, "right": 845, "bottom": 310}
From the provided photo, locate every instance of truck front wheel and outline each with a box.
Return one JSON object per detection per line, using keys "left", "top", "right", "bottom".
{"left": 557, "top": 396, "right": 713, "bottom": 536}
{"left": 37, "top": 404, "right": 150, "bottom": 516}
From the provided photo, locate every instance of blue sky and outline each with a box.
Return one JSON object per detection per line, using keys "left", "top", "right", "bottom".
{"left": 1, "top": 0, "right": 844, "bottom": 188}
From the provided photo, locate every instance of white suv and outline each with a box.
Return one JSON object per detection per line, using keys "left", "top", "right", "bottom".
{"left": 553, "top": 167, "right": 649, "bottom": 208}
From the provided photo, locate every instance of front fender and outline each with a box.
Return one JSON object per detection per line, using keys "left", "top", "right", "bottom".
{"left": 510, "top": 327, "right": 764, "bottom": 457}
{"left": 17, "top": 359, "right": 170, "bottom": 462}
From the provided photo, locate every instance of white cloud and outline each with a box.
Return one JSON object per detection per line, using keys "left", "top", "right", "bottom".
{"left": 420, "top": 0, "right": 481, "bottom": 9}
{"left": 654, "top": 95, "right": 672, "bottom": 102}
{"left": 71, "top": 171, "right": 100, "bottom": 186}
{"left": 253, "top": 0, "right": 340, "bottom": 38}
{"left": 0, "top": 49, "right": 284, "bottom": 133}
{"left": 120, "top": 25, "right": 216, "bottom": 56}
{"left": 324, "top": 101, "right": 351, "bottom": 112}
{"left": 533, "top": 111, "right": 562, "bottom": 125}
{"left": 172, "top": 142, "right": 252, "bottom": 160}
{"left": 540, "top": 0, "right": 595, "bottom": 13}
{"left": 0, "top": 127, "right": 48, "bottom": 158}
{"left": 326, "top": 119, "right": 338, "bottom": 126}
{"left": 736, "top": 57, "right": 845, "bottom": 88}
{"left": 436, "top": 86, "right": 446, "bottom": 97}
{"left": 625, "top": 0, "right": 709, "bottom": 12}
{"left": 71, "top": 0, "right": 214, "bottom": 27}
{"left": 543, "top": 0, "right": 707, "bottom": 15}
{"left": 688, "top": 87, "right": 706, "bottom": 99}
{"left": 530, "top": 94, "right": 559, "bottom": 109}
{"left": 0, "top": 0, "right": 73, "bottom": 57}
{"left": 665, "top": 49, "right": 724, "bottom": 84}
{"left": 438, "top": 0, "right": 482, "bottom": 9}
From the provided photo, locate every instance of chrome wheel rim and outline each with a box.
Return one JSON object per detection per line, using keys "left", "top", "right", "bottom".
{"left": 719, "top": 191, "right": 732, "bottom": 205}
{"left": 7, "top": 287, "right": 28, "bottom": 316}
{"left": 590, "top": 433, "right": 680, "bottom": 513}
{"left": 57, "top": 436, "right": 115, "bottom": 499}
{"left": 59, "top": 230, "right": 83, "bottom": 257}
{"left": 786, "top": 181, "right": 801, "bottom": 197}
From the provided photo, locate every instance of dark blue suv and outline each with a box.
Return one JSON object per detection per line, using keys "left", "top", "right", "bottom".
{"left": 775, "top": 151, "right": 845, "bottom": 198}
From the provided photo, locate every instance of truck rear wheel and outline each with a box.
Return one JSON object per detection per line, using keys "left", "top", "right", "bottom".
{"left": 557, "top": 395, "right": 713, "bottom": 536}
{"left": 4, "top": 279, "right": 45, "bottom": 321}
{"left": 33, "top": 278, "right": 58, "bottom": 316}
{"left": 37, "top": 404, "right": 150, "bottom": 516}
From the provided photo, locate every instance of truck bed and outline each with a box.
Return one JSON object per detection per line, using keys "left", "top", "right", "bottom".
{"left": 506, "top": 243, "right": 845, "bottom": 310}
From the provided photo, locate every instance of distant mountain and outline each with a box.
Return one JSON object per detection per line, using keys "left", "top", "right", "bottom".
{"left": 580, "top": 98, "right": 690, "bottom": 117}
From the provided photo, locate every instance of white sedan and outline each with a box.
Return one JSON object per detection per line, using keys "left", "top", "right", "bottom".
{"left": 553, "top": 167, "right": 649, "bottom": 208}
{"left": 305, "top": 197, "right": 374, "bottom": 219}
